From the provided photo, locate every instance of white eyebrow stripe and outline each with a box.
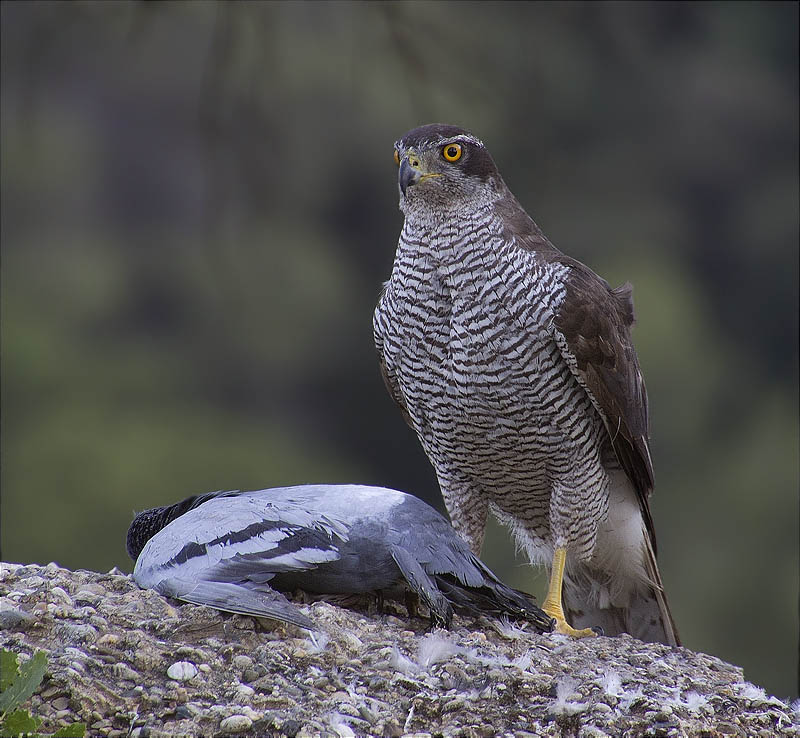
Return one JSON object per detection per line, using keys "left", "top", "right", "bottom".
{"left": 439, "top": 134, "right": 484, "bottom": 147}
{"left": 396, "top": 133, "right": 485, "bottom": 152}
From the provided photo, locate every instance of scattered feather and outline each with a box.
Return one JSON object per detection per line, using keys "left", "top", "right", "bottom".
{"left": 679, "top": 690, "right": 710, "bottom": 713}
{"left": 551, "top": 676, "right": 588, "bottom": 716}
{"left": 307, "top": 631, "right": 329, "bottom": 653}
{"left": 737, "top": 683, "right": 768, "bottom": 702}
{"left": 416, "top": 633, "right": 460, "bottom": 670}
{"left": 511, "top": 652, "right": 532, "bottom": 671}
{"left": 403, "top": 703, "right": 415, "bottom": 733}
{"left": 733, "top": 684, "right": 787, "bottom": 708}
{"left": 599, "top": 668, "right": 622, "bottom": 697}
{"left": 327, "top": 713, "right": 355, "bottom": 738}
{"left": 617, "top": 685, "right": 645, "bottom": 711}
{"left": 493, "top": 616, "right": 529, "bottom": 640}
{"left": 461, "top": 646, "right": 514, "bottom": 669}
{"left": 390, "top": 645, "right": 419, "bottom": 675}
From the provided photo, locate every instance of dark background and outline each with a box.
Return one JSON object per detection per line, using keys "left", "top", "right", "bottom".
{"left": 2, "top": 1, "right": 797, "bottom": 699}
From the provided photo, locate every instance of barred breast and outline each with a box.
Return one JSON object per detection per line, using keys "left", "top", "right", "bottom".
{"left": 374, "top": 203, "right": 610, "bottom": 563}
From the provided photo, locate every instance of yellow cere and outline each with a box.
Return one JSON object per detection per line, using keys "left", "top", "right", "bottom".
{"left": 394, "top": 149, "right": 400, "bottom": 166}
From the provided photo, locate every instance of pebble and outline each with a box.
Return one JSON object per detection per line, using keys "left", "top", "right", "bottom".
{"left": 74, "top": 589, "right": 102, "bottom": 606}
{"left": 89, "top": 615, "right": 108, "bottom": 630}
{"left": 59, "top": 621, "right": 97, "bottom": 643}
{"left": 167, "top": 661, "right": 198, "bottom": 681}
{"left": 51, "top": 697, "right": 70, "bottom": 711}
{"left": 219, "top": 714, "right": 253, "bottom": 733}
{"left": 235, "top": 684, "right": 255, "bottom": 699}
{"left": 50, "top": 586, "right": 72, "bottom": 604}
{"left": 0, "top": 607, "right": 35, "bottom": 629}
{"left": 96, "top": 633, "right": 120, "bottom": 651}
{"left": 114, "top": 663, "right": 141, "bottom": 681}
{"left": 242, "top": 667, "right": 260, "bottom": 682}
{"left": 342, "top": 632, "right": 363, "bottom": 651}
{"left": 232, "top": 654, "right": 253, "bottom": 671}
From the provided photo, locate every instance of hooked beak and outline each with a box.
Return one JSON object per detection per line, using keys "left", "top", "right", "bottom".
{"left": 399, "top": 157, "right": 421, "bottom": 196}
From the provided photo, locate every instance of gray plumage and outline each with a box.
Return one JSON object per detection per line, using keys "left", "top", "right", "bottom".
{"left": 374, "top": 124, "right": 679, "bottom": 645}
{"left": 127, "top": 484, "right": 554, "bottom": 631}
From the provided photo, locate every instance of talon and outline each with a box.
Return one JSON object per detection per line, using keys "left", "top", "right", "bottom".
{"left": 548, "top": 615, "right": 597, "bottom": 638}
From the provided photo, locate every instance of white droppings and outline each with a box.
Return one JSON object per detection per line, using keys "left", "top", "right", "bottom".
{"left": 166, "top": 661, "right": 197, "bottom": 681}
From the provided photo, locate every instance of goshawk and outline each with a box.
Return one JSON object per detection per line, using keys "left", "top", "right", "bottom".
{"left": 374, "top": 124, "right": 679, "bottom": 644}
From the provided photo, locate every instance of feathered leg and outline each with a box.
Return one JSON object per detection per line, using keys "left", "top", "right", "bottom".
{"left": 438, "top": 473, "right": 489, "bottom": 556}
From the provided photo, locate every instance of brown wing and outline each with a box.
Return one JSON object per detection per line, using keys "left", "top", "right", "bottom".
{"left": 552, "top": 259, "right": 658, "bottom": 544}
{"left": 494, "top": 191, "right": 657, "bottom": 542}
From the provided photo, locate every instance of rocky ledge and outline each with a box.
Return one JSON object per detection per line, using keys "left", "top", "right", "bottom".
{"left": 0, "top": 562, "right": 797, "bottom": 738}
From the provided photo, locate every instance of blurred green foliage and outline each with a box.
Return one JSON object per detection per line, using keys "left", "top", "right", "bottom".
{"left": 1, "top": 1, "right": 797, "bottom": 699}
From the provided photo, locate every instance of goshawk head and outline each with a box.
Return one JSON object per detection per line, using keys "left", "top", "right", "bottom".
{"left": 393, "top": 124, "right": 505, "bottom": 213}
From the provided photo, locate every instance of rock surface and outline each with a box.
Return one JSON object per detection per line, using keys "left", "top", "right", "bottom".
{"left": 0, "top": 562, "right": 797, "bottom": 738}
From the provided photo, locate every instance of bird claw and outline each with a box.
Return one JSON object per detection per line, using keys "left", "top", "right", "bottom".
{"left": 551, "top": 617, "right": 599, "bottom": 638}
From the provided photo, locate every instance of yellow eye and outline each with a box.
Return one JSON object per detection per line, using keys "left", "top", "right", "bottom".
{"left": 442, "top": 143, "right": 462, "bottom": 162}
{"left": 394, "top": 149, "right": 400, "bottom": 166}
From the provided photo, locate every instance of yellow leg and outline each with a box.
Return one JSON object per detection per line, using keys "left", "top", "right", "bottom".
{"left": 541, "top": 546, "right": 597, "bottom": 638}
